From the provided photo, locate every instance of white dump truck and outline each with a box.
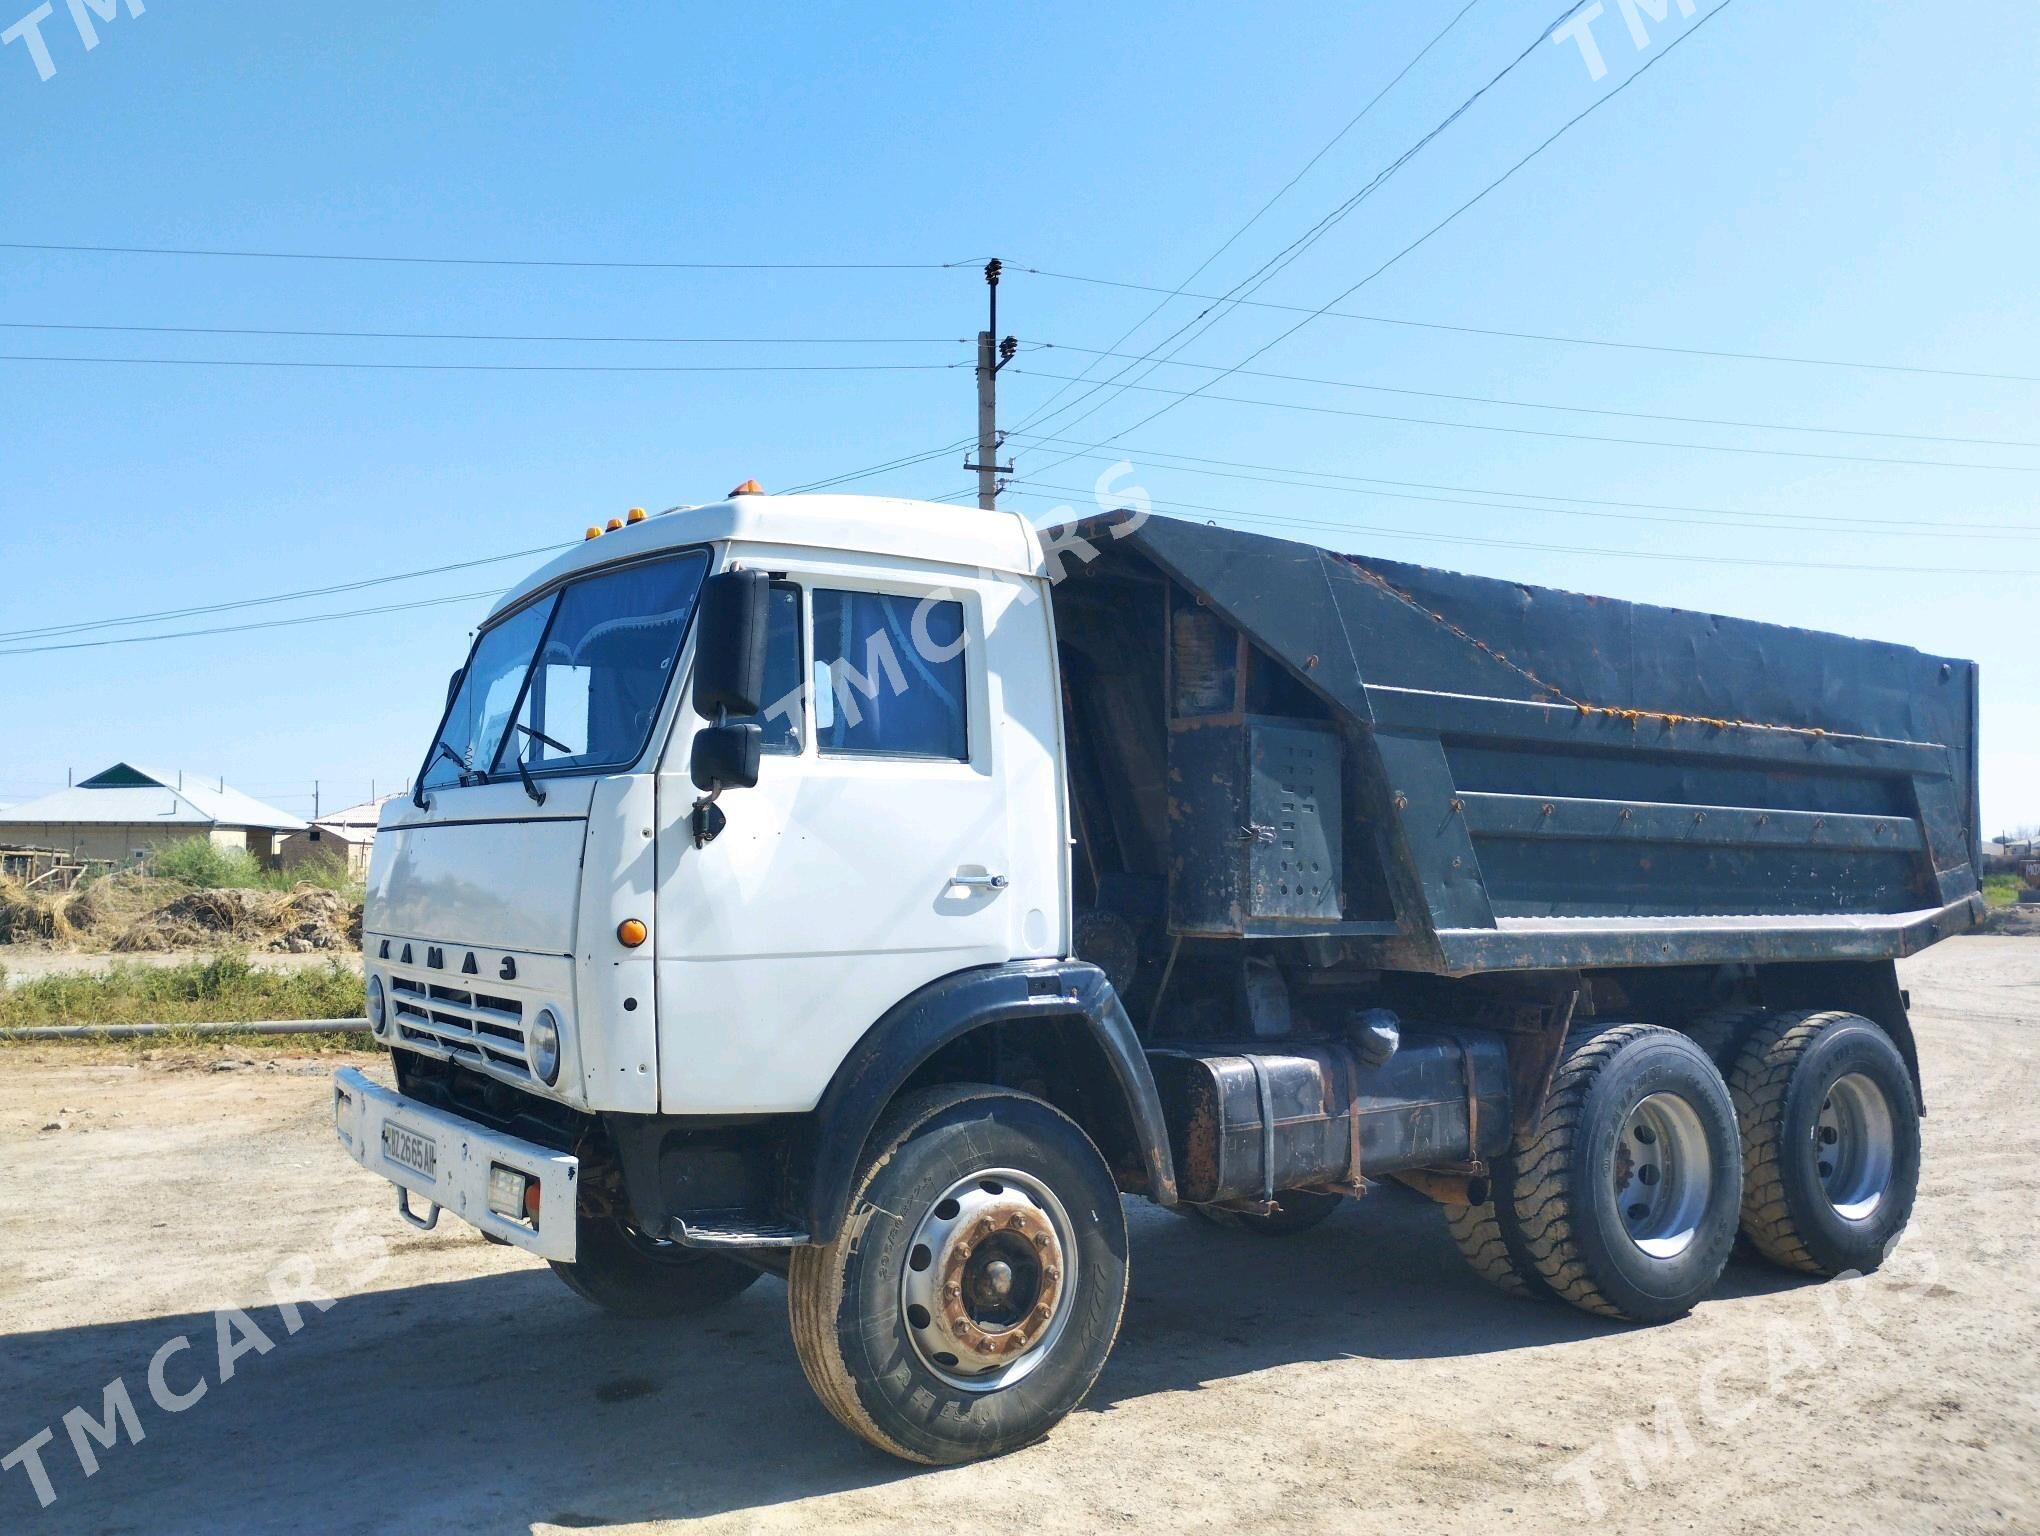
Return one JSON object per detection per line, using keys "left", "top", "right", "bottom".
{"left": 335, "top": 486, "right": 1977, "bottom": 1462}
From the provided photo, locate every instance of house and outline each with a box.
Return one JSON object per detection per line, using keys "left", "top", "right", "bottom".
{"left": 0, "top": 763, "right": 307, "bottom": 865}
{"left": 278, "top": 795, "right": 394, "bottom": 878}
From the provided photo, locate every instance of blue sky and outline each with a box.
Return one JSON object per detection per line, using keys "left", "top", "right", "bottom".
{"left": 0, "top": 1, "right": 2034, "bottom": 829}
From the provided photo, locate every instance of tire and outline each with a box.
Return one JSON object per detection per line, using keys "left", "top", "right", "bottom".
{"left": 1188, "top": 1189, "right": 1344, "bottom": 1235}
{"left": 1685, "top": 1004, "right": 1773, "bottom": 1074}
{"left": 1444, "top": 1180, "right": 1549, "bottom": 1301}
{"left": 550, "top": 1209, "right": 762, "bottom": 1319}
{"left": 1512, "top": 1023, "right": 1743, "bottom": 1322}
{"left": 787, "top": 1084, "right": 1129, "bottom": 1465}
{"left": 1727, "top": 1010, "right": 1920, "bottom": 1276}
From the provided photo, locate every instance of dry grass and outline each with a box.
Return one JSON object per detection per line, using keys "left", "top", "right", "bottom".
{"left": 0, "top": 868, "right": 359, "bottom": 955}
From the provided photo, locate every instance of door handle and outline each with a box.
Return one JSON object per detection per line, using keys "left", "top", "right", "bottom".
{"left": 950, "top": 871, "right": 1009, "bottom": 891}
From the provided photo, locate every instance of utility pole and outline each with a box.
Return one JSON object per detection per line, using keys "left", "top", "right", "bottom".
{"left": 963, "top": 257, "right": 1017, "bottom": 509}
{"left": 314, "top": 780, "right": 320, "bottom": 819}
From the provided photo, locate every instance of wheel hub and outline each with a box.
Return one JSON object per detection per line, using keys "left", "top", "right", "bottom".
{"left": 1614, "top": 1091, "right": 1713, "bottom": 1260}
{"left": 1815, "top": 1071, "right": 1896, "bottom": 1221}
{"left": 901, "top": 1170, "right": 1075, "bottom": 1392}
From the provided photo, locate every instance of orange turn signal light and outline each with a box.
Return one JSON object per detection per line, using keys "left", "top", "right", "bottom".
{"left": 626, "top": 507, "right": 646, "bottom": 524}
{"left": 728, "top": 479, "right": 763, "bottom": 497}
{"left": 617, "top": 918, "right": 648, "bottom": 948}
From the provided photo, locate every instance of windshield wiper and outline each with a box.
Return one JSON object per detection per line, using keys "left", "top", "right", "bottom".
{"left": 509, "top": 723, "right": 570, "bottom": 805}
{"left": 414, "top": 740, "right": 469, "bottom": 809}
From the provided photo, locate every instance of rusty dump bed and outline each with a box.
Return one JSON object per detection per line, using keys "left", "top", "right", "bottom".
{"left": 1053, "top": 513, "right": 1984, "bottom": 977}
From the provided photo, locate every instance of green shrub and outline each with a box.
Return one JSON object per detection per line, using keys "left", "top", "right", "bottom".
{"left": 0, "top": 950, "right": 364, "bottom": 1029}
{"left": 149, "top": 838, "right": 264, "bottom": 889}
{"left": 277, "top": 852, "right": 362, "bottom": 894}
{"left": 1982, "top": 873, "right": 2023, "bottom": 908}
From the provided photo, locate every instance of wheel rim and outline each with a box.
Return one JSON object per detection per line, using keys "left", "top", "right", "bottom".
{"left": 1815, "top": 1071, "right": 1896, "bottom": 1221}
{"left": 1613, "top": 1091, "right": 1713, "bottom": 1260}
{"left": 899, "top": 1167, "right": 1078, "bottom": 1393}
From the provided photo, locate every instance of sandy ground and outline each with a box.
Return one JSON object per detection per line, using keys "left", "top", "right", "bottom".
{"left": 1, "top": 937, "right": 2035, "bottom": 1535}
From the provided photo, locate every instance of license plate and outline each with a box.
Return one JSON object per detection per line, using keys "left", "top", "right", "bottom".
{"left": 381, "top": 1121, "right": 438, "bottom": 1181}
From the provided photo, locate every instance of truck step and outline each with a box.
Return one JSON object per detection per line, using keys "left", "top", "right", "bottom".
{"left": 668, "top": 1211, "right": 812, "bottom": 1249}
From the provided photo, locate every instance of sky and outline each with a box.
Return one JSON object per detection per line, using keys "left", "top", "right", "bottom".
{"left": 0, "top": 1, "right": 2034, "bottom": 830}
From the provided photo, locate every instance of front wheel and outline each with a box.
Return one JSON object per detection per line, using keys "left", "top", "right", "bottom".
{"left": 550, "top": 1209, "right": 762, "bottom": 1318}
{"left": 787, "top": 1085, "right": 1128, "bottom": 1464}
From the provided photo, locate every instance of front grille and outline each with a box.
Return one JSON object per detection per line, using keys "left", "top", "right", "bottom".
{"left": 391, "top": 978, "right": 530, "bottom": 1077}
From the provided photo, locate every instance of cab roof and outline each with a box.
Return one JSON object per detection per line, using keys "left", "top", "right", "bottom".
{"left": 486, "top": 493, "right": 1046, "bottom": 623}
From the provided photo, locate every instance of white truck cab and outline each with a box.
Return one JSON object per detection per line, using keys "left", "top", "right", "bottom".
{"left": 337, "top": 484, "right": 1944, "bottom": 1464}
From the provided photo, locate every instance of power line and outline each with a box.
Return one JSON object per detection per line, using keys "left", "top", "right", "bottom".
{"left": 1021, "top": 0, "right": 1740, "bottom": 477}
{"left": 1020, "top": 465, "right": 2040, "bottom": 546}
{"left": 0, "top": 321, "right": 969, "bottom": 346}
{"left": 0, "top": 542, "right": 573, "bottom": 643}
{"left": 1014, "top": 0, "right": 1561, "bottom": 458}
{"left": 1017, "top": 276, "right": 2040, "bottom": 388}
{"left": 780, "top": 437, "right": 978, "bottom": 494}
{"left": 1011, "top": 1, "right": 1550, "bottom": 454}
{"left": 1008, "top": 365, "right": 2039, "bottom": 472}
{"left": 1011, "top": 446, "right": 2040, "bottom": 542}
{"left": 0, "top": 353, "right": 968, "bottom": 376}
{"left": 2, "top": 443, "right": 977, "bottom": 649}
{"left": 0, "top": 588, "right": 502, "bottom": 657}
{"left": 1008, "top": 0, "right": 1485, "bottom": 437}
{"left": 998, "top": 483, "right": 2040, "bottom": 578}
{"left": 1027, "top": 343, "right": 2040, "bottom": 450}
{"left": 0, "top": 240, "right": 983, "bottom": 272}
{"left": 1011, "top": 428, "right": 2040, "bottom": 534}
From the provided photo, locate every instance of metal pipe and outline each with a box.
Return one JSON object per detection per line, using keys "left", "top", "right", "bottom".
{"left": 0, "top": 1017, "right": 369, "bottom": 1042}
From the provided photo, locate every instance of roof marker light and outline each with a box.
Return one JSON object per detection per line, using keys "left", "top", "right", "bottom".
{"left": 584, "top": 526, "right": 602, "bottom": 540}
{"left": 729, "top": 479, "right": 763, "bottom": 497}
{"left": 605, "top": 517, "right": 624, "bottom": 532}
{"left": 626, "top": 507, "right": 646, "bottom": 524}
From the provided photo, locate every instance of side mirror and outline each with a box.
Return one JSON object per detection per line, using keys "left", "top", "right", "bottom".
{"left": 691, "top": 569, "right": 770, "bottom": 719}
{"left": 444, "top": 667, "right": 465, "bottom": 709}
{"left": 691, "top": 722, "right": 762, "bottom": 794}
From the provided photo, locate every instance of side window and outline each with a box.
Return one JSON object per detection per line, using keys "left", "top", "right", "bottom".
{"left": 811, "top": 588, "right": 968, "bottom": 761}
{"left": 724, "top": 581, "right": 805, "bottom": 755}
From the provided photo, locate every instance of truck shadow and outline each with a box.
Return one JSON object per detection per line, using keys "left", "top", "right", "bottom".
{"left": 0, "top": 1186, "right": 1807, "bottom": 1534}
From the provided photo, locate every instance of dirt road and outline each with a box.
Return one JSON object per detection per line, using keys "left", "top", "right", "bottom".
{"left": 2, "top": 938, "right": 2036, "bottom": 1534}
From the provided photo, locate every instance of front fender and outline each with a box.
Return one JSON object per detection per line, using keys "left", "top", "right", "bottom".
{"left": 791, "top": 960, "right": 1176, "bottom": 1242}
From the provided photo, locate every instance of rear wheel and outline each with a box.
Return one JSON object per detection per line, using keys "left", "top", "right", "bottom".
{"left": 1728, "top": 1010, "right": 1920, "bottom": 1275}
{"left": 1188, "top": 1189, "right": 1344, "bottom": 1235}
{"left": 1444, "top": 1179, "right": 1548, "bottom": 1300}
{"left": 550, "top": 1209, "right": 762, "bottom": 1318}
{"left": 1512, "top": 1023, "right": 1743, "bottom": 1322}
{"left": 787, "top": 1085, "right": 1128, "bottom": 1464}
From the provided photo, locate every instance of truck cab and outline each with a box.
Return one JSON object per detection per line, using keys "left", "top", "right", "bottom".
{"left": 337, "top": 487, "right": 1971, "bottom": 1464}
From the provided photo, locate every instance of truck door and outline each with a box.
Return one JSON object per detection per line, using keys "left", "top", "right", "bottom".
{"left": 653, "top": 568, "right": 1061, "bottom": 1115}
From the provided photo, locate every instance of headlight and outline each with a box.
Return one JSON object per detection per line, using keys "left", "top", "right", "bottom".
{"left": 531, "top": 1008, "right": 561, "bottom": 1086}
{"left": 366, "top": 974, "right": 387, "bottom": 1036}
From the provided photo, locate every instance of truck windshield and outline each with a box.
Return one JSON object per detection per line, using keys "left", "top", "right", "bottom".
{"left": 422, "top": 549, "right": 709, "bottom": 789}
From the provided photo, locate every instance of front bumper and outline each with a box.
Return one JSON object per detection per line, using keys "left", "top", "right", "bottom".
{"left": 333, "top": 1066, "right": 580, "bottom": 1261}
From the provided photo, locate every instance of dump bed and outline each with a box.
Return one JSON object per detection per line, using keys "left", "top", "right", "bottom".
{"left": 1059, "top": 513, "right": 1983, "bottom": 976}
